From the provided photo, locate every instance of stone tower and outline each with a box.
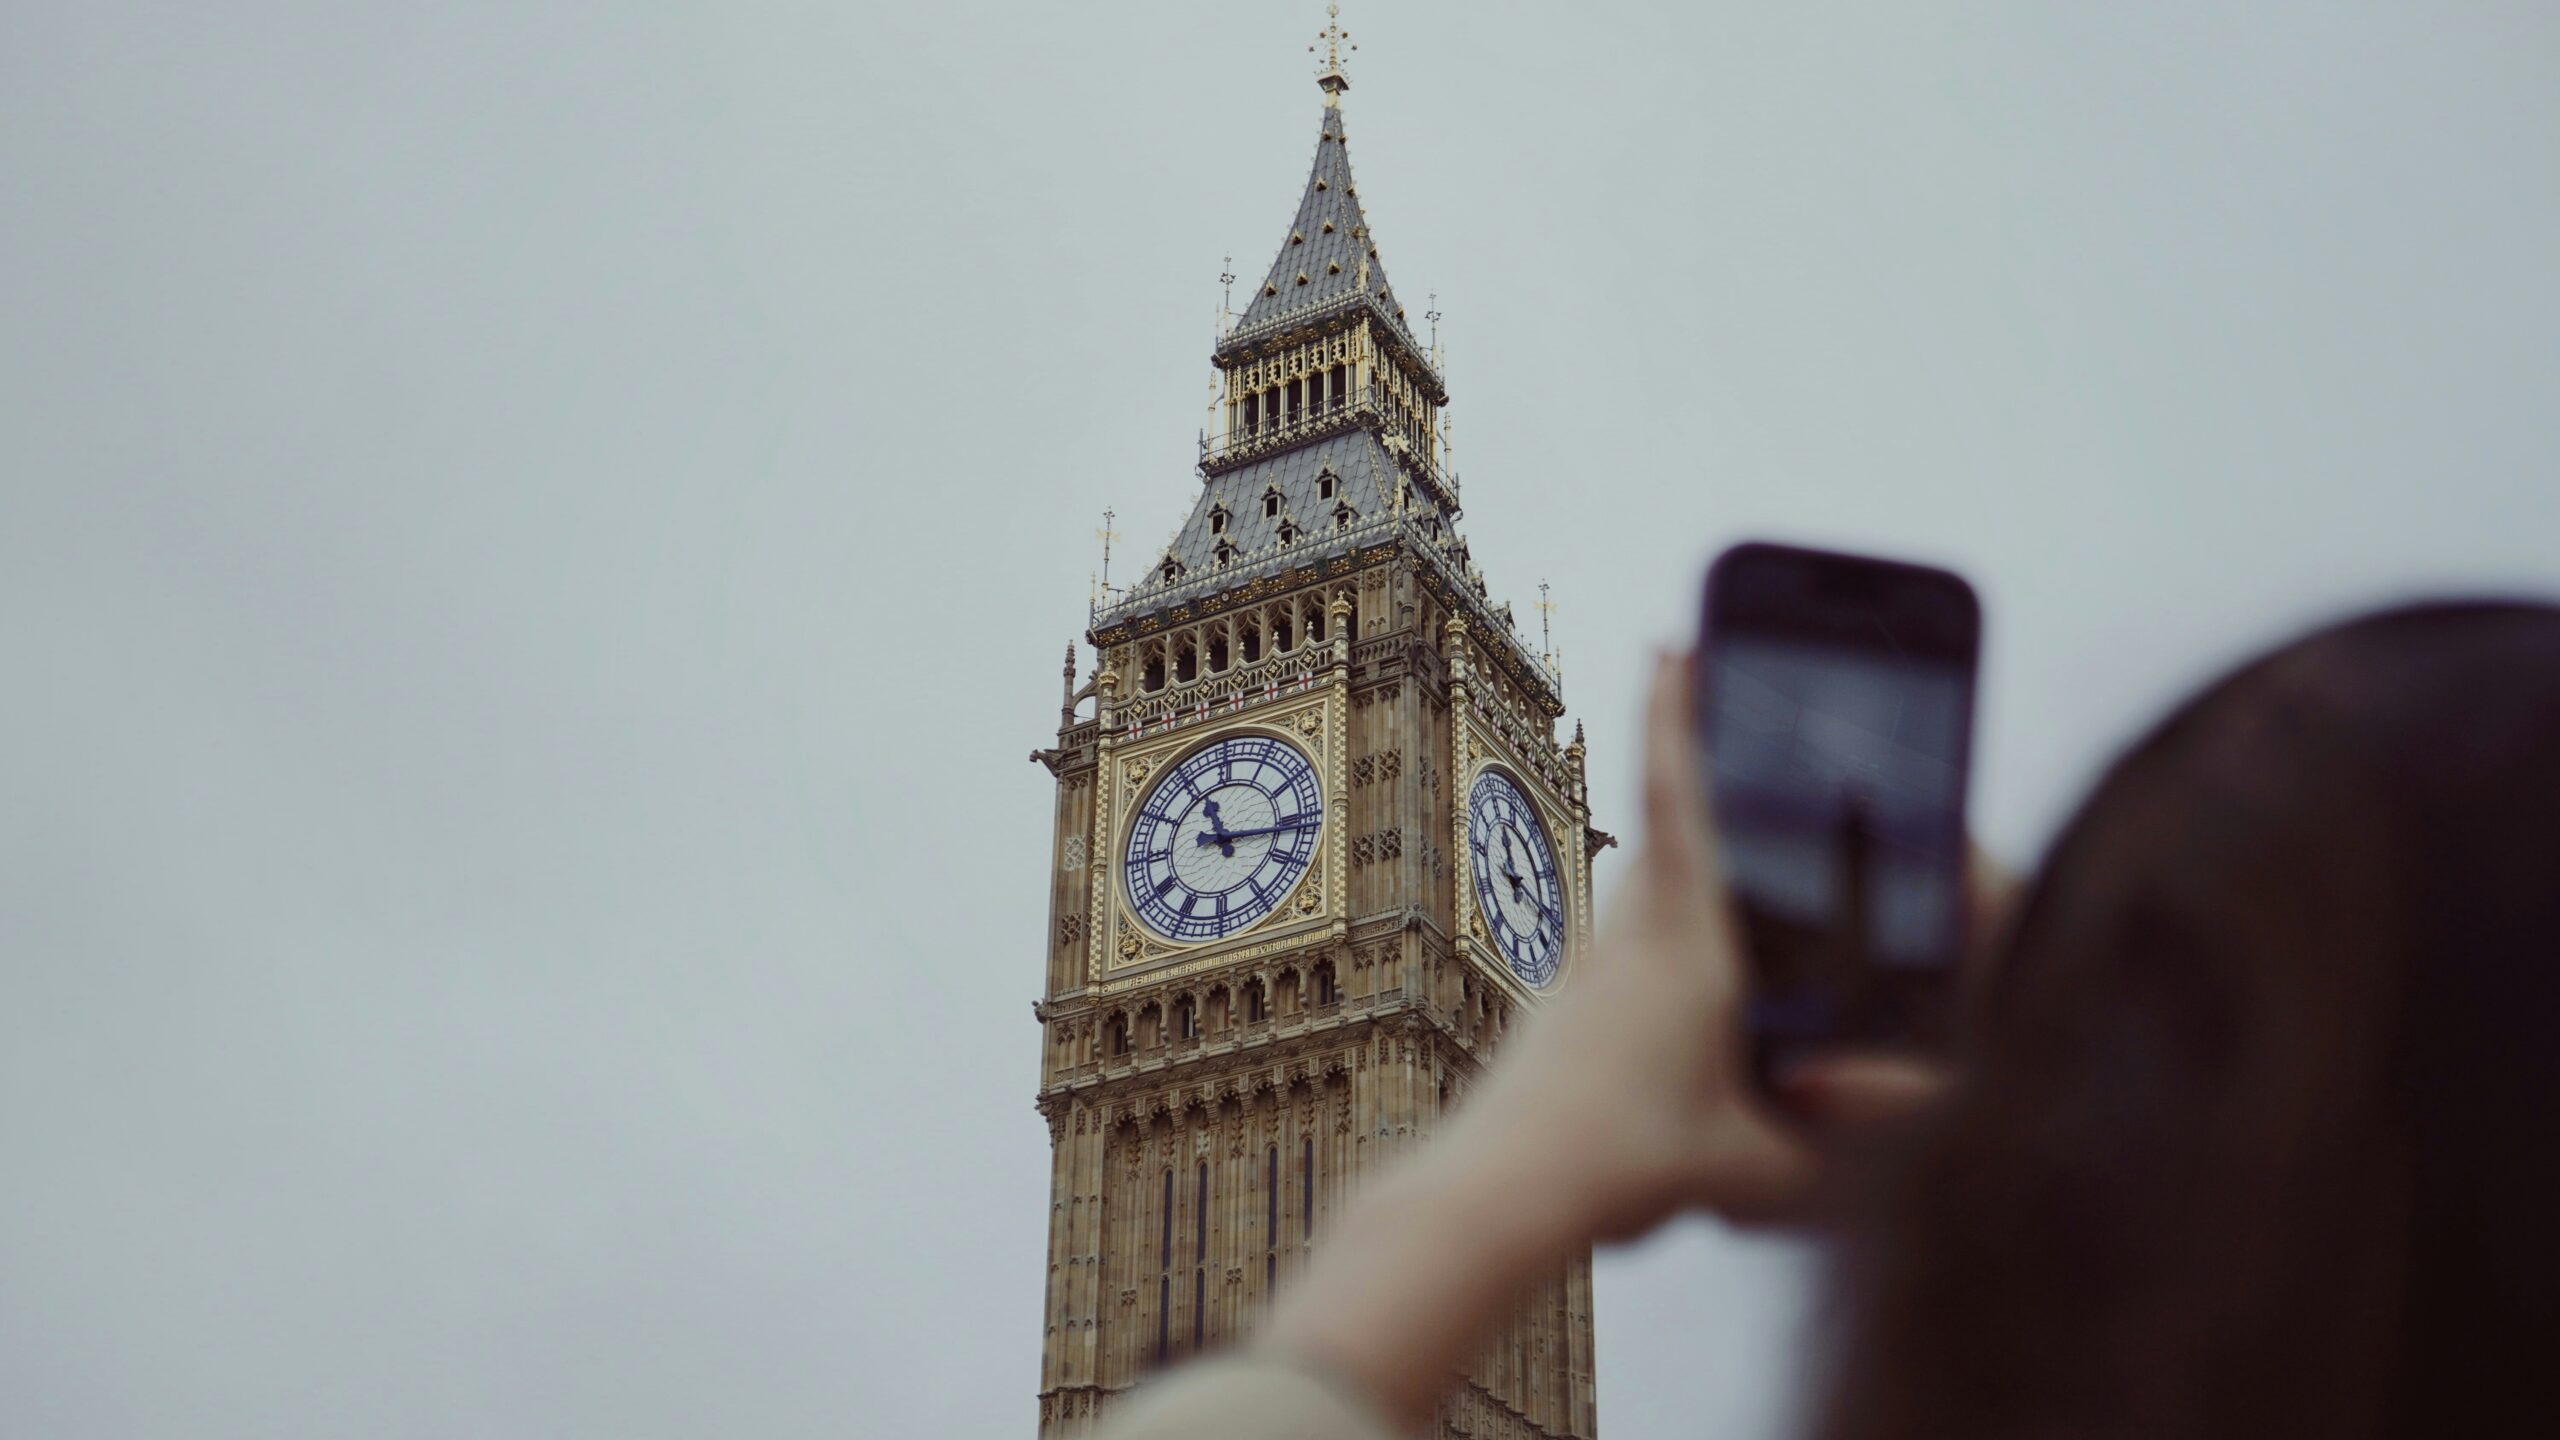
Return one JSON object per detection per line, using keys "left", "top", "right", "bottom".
{"left": 1031, "top": 36, "right": 1603, "bottom": 1440}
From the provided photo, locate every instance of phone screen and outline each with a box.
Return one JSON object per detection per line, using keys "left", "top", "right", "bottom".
{"left": 1699, "top": 544, "right": 1979, "bottom": 1067}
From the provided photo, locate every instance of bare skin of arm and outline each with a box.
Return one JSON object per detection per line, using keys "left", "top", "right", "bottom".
{"left": 1258, "top": 654, "right": 1958, "bottom": 1432}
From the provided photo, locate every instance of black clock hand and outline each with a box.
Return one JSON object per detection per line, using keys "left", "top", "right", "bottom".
{"left": 1498, "top": 830, "right": 1532, "bottom": 898}
{"left": 1195, "top": 817, "right": 1319, "bottom": 846}
{"left": 1199, "top": 797, "right": 1235, "bottom": 857}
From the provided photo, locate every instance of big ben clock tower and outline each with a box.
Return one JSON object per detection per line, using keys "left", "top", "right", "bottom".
{"left": 1030, "top": 21, "right": 1603, "bottom": 1438}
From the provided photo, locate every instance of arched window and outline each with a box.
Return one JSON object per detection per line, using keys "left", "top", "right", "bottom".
{"left": 1175, "top": 997, "right": 1197, "bottom": 1040}
{"left": 1313, "top": 960, "right": 1338, "bottom": 1008}
{"left": 1108, "top": 1014, "right": 1130, "bottom": 1057}
{"left": 1244, "top": 978, "right": 1268, "bottom": 1023}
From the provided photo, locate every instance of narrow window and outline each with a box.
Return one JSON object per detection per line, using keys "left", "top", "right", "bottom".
{"left": 1272, "top": 613, "right": 1294, "bottom": 652}
{"left": 1263, "top": 490, "right": 1281, "bottom": 519}
{"left": 1287, "top": 378, "right": 1303, "bottom": 420}
{"left": 1243, "top": 394, "right": 1260, "bottom": 433}
{"left": 1302, "top": 1138, "right": 1314, "bottom": 1240}
{"left": 1329, "top": 363, "right": 1346, "bottom": 408}
{"left": 1245, "top": 979, "right": 1267, "bottom": 1022}
{"left": 1175, "top": 641, "right": 1197, "bottom": 683}
{"left": 1209, "top": 506, "right": 1228, "bottom": 535}
{"left": 1240, "top": 622, "right": 1262, "bottom": 663}
{"left": 1142, "top": 652, "right": 1165, "bottom": 692}
{"left": 1193, "top": 1160, "right": 1210, "bottom": 1349}
{"left": 1109, "top": 1014, "right": 1129, "bottom": 1056}
{"left": 1264, "top": 1145, "right": 1280, "bottom": 1298}
{"left": 1318, "top": 473, "right": 1337, "bottom": 501}
{"left": 1157, "top": 1168, "right": 1174, "bottom": 1365}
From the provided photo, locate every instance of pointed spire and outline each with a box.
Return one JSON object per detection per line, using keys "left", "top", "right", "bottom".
{"left": 1230, "top": 102, "right": 1407, "bottom": 342}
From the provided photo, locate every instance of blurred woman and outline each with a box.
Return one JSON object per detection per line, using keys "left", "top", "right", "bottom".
{"left": 1101, "top": 601, "right": 2560, "bottom": 1440}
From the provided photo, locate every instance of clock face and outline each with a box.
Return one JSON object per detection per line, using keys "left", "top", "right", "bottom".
{"left": 1124, "top": 733, "right": 1326, "bottom": 943}
{"left": 1468, "top": 770, "right": 1566, "bottom": 987}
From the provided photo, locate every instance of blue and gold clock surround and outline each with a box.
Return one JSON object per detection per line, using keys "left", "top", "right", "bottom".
{"left": 1466, "top": 767, "right": 1567, "bottom": 989}
{"left": 1122, "top": 732, "right": 1327, "bottom": 944}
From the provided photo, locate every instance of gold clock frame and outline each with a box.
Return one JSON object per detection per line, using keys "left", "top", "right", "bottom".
{"left": 1085, "top": 692, "right": 1349, "bottom": 993}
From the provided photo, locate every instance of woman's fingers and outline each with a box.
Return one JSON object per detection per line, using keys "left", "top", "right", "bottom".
{"left": 1773, "top": 1053, "right": 1951, "bottom": 1131}
{"left": 1640, "top": 651, "right": 1716, "bottom": 890}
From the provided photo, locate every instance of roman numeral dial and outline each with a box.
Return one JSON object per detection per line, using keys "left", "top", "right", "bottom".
{"left": 1123, "top": 733, "right": 1325, "bottom": 944}
{"left": 1467, "top": 769, "right": 1566, "bottom": 988}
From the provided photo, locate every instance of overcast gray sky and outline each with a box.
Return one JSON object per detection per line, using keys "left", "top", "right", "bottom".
{"left": 5, "top": 3, "right": 2555, "bottom": 1436}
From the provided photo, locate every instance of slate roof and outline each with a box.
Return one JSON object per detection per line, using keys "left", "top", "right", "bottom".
{"left": 1147, "top": 428, "right": 1444, "bottom": 586}
{"left": 1231, "top": 102, "right": 1416, "bottom": 348}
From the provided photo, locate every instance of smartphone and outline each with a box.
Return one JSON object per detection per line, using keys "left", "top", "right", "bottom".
{"left": 1696, "top": 541, "right": 1981, "bottom": 1081}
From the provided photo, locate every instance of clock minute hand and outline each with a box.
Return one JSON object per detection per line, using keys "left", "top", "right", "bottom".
{"left": 1195, "top": 818, "right": 1319, "bottom": 845}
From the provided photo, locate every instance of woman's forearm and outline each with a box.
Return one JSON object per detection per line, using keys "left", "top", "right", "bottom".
{"left": 1258, "top": 1123, "right": 1599, "bottom": 1432}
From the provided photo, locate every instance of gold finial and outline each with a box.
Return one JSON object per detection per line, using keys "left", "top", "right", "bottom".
{"left": 1311, "top": 3, "right": 1354, "bottom": 103}
{"left": 1537, "top": 580, "right": 1558, "bottom": 671}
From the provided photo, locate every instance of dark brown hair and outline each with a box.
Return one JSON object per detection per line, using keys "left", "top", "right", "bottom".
{"left": 1820, "top": 602, "right": 2560, "bottom": 1440}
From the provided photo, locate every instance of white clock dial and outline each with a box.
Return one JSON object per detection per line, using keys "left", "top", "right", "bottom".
{"left": 1466, "top": 769, "right": 1566, "bottom": 987}
{"left": 1124, "top": 734, "right": 1325, "bottom": 943}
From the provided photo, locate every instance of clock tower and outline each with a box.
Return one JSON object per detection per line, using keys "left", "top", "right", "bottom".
{"left": 1031, "top": 31, "right": 1604, "bottom": 1439}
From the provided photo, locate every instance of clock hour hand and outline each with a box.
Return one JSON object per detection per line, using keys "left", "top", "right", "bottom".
{"left": 1199, "top": 797, "right": 1235, "bottom": 857}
